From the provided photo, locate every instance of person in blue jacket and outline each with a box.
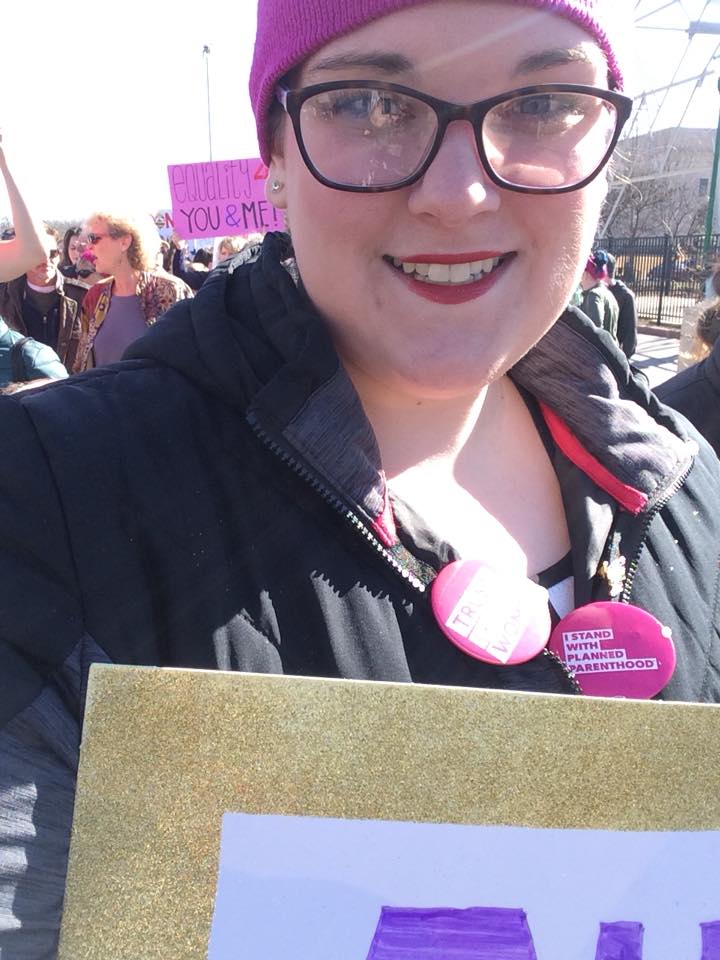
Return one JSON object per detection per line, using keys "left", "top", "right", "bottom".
{"left": 0, "top": 316, "right": 67, "bottom": 390}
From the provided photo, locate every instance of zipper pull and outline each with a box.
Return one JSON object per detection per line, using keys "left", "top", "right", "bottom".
{"left": 597, "top": 530, "right": 627, "bottom": 599}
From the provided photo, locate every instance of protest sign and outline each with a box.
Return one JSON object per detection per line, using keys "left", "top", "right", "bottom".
{"left": 59, "top": 667, "right": 720, "bottom": 959}
{"left": 209, "top": 814, "right": 720, "bottom": 959}
{"left": 167, "top": 158, "right": 283, "bottom": 240}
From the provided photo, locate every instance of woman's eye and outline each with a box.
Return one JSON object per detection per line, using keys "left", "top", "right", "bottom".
{"left": 519, "top": 96, "right": 554, "bottom": 116}
{"left": 515, "top": 95, "right": 569, "bottom": 118}
{"left": 335, "top": 94, "right": 374, "bottom": 118}
{"left": 329, "top": 91, "right": 406, "bottom": 126}
{"left": 507, "top": 94, "right": 584, "bottom": 122}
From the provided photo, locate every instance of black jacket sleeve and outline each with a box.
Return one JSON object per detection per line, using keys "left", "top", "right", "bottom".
{"left": 0, "top": 395, "right": 98, "bottom": 957}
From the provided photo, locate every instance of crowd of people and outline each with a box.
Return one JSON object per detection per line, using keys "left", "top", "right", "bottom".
{"left": 1, "top": 0, "right": 720, "bottom": 954}
{"left": 0, "top": 189, "right": 256, "bottom": 391}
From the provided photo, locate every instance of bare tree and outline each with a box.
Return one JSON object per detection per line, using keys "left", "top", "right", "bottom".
{"left": 603, "top": 128, "right": 713, "bottom": 239}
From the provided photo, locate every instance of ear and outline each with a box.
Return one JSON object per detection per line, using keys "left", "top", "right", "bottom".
{"left": 265, "top": 157, "right": 287, "bottom": 210}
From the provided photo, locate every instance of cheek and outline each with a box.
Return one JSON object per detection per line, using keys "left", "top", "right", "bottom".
{"left": 285, "top": 158, "right": 392, "bottom": 295}
{"left": 527, "top": 186, "right": 604, "bottom": 297}
{"left": 282, "top": 129, "right": 395, "bottom": 245}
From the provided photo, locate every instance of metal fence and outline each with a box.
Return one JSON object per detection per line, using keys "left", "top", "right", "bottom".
{"left": 601, "top": 233, "right": 720, "bottom": 327}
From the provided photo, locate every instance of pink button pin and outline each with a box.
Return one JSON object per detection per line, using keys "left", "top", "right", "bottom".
{"left": 548, "top": 601, "right": 675, "bottom": 699}
{"left": 431, "top": 559, "right": 552, "bottom": 666}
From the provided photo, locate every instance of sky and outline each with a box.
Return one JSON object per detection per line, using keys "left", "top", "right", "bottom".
{"left": 2, "top": 0, "right": 720, "bottom": 221}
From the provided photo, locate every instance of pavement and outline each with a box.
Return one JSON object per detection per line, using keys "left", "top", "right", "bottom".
{"left": 631, "top": 331, "right": 679, "bottom": 390}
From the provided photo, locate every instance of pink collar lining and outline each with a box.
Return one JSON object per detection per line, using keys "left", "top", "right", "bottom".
{"left": 540, "top": 402, "right": 648, "bottom": 515}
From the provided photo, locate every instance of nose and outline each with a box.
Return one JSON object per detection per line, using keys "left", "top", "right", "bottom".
{"left": 407, "top": 120, "right": 502, "bottom": 225}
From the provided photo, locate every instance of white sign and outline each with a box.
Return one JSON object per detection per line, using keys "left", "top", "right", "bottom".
{"left": 208, "top": 814, "right": 720, "bottom": 960}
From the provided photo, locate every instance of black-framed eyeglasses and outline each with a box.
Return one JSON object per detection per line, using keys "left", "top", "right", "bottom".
{"left": 276, "top": 81, "right": 633, "bottom": 195}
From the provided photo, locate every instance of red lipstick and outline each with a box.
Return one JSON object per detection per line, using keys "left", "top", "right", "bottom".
{"left": 387, "top": 253, "right": 513, "bottom": 305}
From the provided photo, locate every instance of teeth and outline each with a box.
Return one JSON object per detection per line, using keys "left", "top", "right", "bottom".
{"left": 450, "top": 262, "right": 471, "bottom": 284}
{"left": 428, "top": 263, "right": 451, "bottom": 283}
{"left": 392, "top": 256, "right": 504, "bottom": 285}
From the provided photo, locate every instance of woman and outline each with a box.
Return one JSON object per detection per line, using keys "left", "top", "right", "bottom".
{"left": 0, "top": 136, "right": 45, "bottom": 281}
{"left": 215, "top": 232, "right": 264, "bottom": 264}
{"left": 59, "top": 226, "right": 83, "bottom": 278}
{"left": 580, "top": 249, "right": 619, "bottom": 340}
{"left": 2, "top": 1, "right": 720, "bottom": 951}
{"left": 657, "top": 297, "right": 720, "bottom": 455}
{"left": 73, "top": 211, "right": 193, "bottom": 371}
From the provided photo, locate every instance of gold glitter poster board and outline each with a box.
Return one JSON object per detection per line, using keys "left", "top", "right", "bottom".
{"left": 59, "top": 665, "right": 720, "bottom": 959}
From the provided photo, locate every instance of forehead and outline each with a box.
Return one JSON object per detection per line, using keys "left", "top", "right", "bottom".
{"left": 301, "top": 0, "right": 608, "bottom": 91}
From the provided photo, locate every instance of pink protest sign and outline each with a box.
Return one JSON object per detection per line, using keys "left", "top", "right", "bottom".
{"left": 167, "top": 158, "right": 284, "bottom": 240}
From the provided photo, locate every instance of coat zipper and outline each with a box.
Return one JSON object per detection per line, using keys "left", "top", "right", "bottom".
{"left": 247, "top": 413, "right": 428, "bottom": 593}
{"left": 618, "top": 454, "right": 695, "bottom": 606}
{"left": 248, "top": 412, "right": 581, "bottom": 693}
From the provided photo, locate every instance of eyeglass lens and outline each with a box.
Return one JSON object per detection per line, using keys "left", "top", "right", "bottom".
{"left": 298, "top": 87, "right": 619, "bottom": 191}
{"left": 300, "top": 88, "right": 438, "bottom": 189}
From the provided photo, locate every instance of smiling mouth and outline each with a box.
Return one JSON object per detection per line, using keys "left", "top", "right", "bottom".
{"left": 385, "top": 254, "right": 512, "bottom": 286}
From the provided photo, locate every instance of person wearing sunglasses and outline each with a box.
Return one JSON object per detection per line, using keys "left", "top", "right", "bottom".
{"left": 0, "top": 224, "right": 88, "bottom": 372}
{"left": 71, "top": 211, "right": 193, "bottom": 372}
{"left": 2, "top": 1, "right": 720, "bottom": 950}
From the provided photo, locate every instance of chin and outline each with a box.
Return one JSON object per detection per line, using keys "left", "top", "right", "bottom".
{"left": 390, "top": 357, "right": 507, "bottom": 400}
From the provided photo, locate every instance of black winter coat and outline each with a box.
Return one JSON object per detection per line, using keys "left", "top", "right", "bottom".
{"left": 1, "top": 233, "right": 720, "bottom": 956}
{"left": 656, "top": 338, "right": 720, "bottom": 457}
{"left": 608, "top": 279, "right": 638, "bottom": 360}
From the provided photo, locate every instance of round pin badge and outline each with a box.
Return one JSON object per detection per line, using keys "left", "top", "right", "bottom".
{"left": 548, "top": 601, "right": 675, "bottom": 699}
{"left": 431, "top": 559, "right": 552, "bottom": 666}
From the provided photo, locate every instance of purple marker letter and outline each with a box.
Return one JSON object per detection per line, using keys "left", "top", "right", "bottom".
{"left": 365, "top": 906, "right": 538, "bottom": 959}
{"left": 595, "top": 921, "right": 644, "bottom": 960}
{"left": 701, "top": 921, "right": 720, "bottom": 960}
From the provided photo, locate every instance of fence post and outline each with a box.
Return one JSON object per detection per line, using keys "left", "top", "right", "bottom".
{"left": 657, "top": 233, "right": 671, "bottom": 325}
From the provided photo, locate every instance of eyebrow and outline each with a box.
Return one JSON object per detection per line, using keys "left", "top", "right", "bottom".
{"left": 512, "top": 46, "right": 597, "bottom": 77}
{"left": 304, "top": 50, "right": 414, "bottom": 77}
{"left": 304, "top": 44, "right": 599, "bottom": 84}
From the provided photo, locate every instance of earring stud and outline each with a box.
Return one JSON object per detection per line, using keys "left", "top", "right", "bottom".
{"left": 270, "top": 180, "right": 282, "bottom": 193}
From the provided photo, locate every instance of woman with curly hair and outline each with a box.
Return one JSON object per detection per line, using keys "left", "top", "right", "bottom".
{"left": 74, "top": 211, "right": 193, "bottom": 371}
{"left": 4, "top": 2, "right": 720, "bottom": 949}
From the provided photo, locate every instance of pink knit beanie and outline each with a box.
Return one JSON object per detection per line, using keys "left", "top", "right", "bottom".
{"left": 250, "top": 0, "right": 625, "bottom": 163}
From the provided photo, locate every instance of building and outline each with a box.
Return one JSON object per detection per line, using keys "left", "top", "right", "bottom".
{"left": 603, "top": 127, "right": 715, "bottom": 239}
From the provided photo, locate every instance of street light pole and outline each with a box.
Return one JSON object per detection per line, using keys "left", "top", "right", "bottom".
{"left": 203, "top": 45, "right": 213, "bottom": 162}
{"left": 703, "top": 77, "right": 720, "bottom": 258}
